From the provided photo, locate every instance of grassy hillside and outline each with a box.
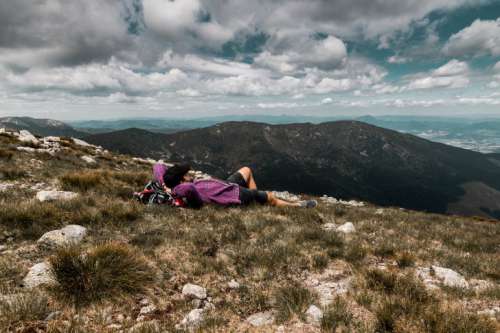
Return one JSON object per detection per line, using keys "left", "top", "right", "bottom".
{"left": 1, "top": 130, "right": 499, "bottom": 332}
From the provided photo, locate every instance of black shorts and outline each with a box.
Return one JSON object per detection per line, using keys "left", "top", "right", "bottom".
{"left": 226, "top": 171, "right": 268, "bottom": 205}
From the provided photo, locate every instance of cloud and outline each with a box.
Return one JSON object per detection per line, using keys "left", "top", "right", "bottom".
{"left": 443, "top": 18, "right": 500, "bottom": 57}
{"left": 4, "top": 60, "right": 188, "bottom": 93}
{"left": 432, "top": 59, "right": 468, "bottom": 76}
{"left": 0, "top": 0, "right": 136, "bottom": 68}
{"left": 387, "top": 55, "right": 410, "bottom": 64}
{"left": 321, "top": 97, "right": 333, "bottom": 105}
{"left": 406, "top": 59, "right": 469, "bottom": 90}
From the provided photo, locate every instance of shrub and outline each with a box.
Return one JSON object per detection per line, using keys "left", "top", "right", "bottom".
{"left": 423, "top": 307, "right": 496, "bottom": 333}
{"left": 0, "top": 292, "right": 52, "bottom": 331}
{"left": 236, "top": 285, "right": 271, "bottom": 317}
{"left": 312, "top": 253, "right": 329, "bottom": 270}
{"left": 321, "top": 297, "right": 354, "bottom": 332}
{"left": 60, "top": 171, "right": 106, "bottom": 192}
{"left": 0, "top": 148, "right": 14, "bottom": 160}
{"left": 0, "top": 167, "right": 27, "bottom": 180}
{"left": 49, "top": 242, "right": 154, "bottom": 306}
{"left": 0, "top": 257, "right": 24, "bottom": 291}
{"left": 274, "top": 281, "right": 316, "bottom": 323}
{"left": 396, "top": 251, "right": 416, "bottom": 268}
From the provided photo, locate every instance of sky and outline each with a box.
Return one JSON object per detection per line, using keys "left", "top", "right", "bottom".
{"left": 0, "top": 0, "right": 499, "bottom": 120}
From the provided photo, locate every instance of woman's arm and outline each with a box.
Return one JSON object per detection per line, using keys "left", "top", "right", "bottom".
{"left": 172, "top": 183, "right": 203, "bottom": 208}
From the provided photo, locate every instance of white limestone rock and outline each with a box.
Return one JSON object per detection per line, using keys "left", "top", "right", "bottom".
{"left": 246, "top": 311, "right": 275, "bottom": 327}
{"left": 182, "top": 283, "right": 207, "bottom": 300}
{"left": 36, "top": 190, "right": 78, "bottom": 202}
{"left": 176, "top": 309, "right": 205, "bottom": 331}
{"left": 81, "top": 155, "right": 96, "bottom": 164}
{"left": 72, "top": 138, "right": 92, "bottom": 147}
{"left": 38, "top": 225, "right": 87, "bottom": 249}
{"left": 336, "top": 222, "right": 356, "bottom": 234}
{"left": 17, "top": 146, "right": 36, "bottom": 153}
{"left": 305, "top": 305, "right": 323, "bottom": 325}
{"left": 23, "top": 262, "right": 54, "bottom": 288}
{"left": 43, "top": 136, "right": 61, "bottom": 142}
{"left": 416, "top": 266, "right": 469, "bottom": 289}
{"left": 18, "top": 130, "right": 39, "bottom": 144}
{"left": 227, "top": 279, "right": 240, "bottom": 289}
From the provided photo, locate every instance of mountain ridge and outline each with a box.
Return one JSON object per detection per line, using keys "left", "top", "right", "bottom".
{"left": 85, "top": 120, "right": 500, "bottom": 219}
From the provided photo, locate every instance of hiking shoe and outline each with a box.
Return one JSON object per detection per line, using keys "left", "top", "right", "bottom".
{"left": 300, "top": 200, "right": 317, "bottom": 208}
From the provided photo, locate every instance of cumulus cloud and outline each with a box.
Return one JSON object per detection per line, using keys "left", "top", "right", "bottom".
{"left": 4, "top": 60, "right": 188, "bottom": 93}
{"left": 406, "top": 59, "right": 470, "bottom": 90}
{"left": 443, "top": 18, "right": 500, "bottom": 57}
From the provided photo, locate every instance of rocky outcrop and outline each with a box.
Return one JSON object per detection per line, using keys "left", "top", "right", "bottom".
{"left": 246, "top": 311, "right": 275, "bottom": 327}
{"left": 182, "top": 283, "right": 207, "bottom": 300}
{"left": 37, "top": 225, "right": 87, "bottom": 249}
{"left": 416, "top": 266, "right": 469, "bottom": 289}
{"left": 36, "top": 190, "right": 78, "bottom": 202}
{"left": 23, "top": 262, "right": 54, "bottom": 288}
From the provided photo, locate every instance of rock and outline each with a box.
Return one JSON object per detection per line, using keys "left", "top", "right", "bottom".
{"left": 176, "top": 308, "right": 205, "bottom": 331}
{"left": 469, "top": 279, "right": 494, "bottom": 292}
{"left": 227, "top": 279, "right": 240, "bottom": 289}
{"left": 18, "top": 130, "right": 39, "bottom": 144}
{"left": 139, "top": 298, "right": 150, "bottom": 306}
{"left": 416, "top": 266, "right": 469, "bottom": 289}
{"left": 81, "top": 155, "right": 96, "bottom": 164}
{"left": 72, "top": 138, "right": 92, "bottom": 147}
{"left": 272, "top": 191, "right": 301, "bottom": 202}
{"left": 17, "top": 146, "right": 36, "bottom": 153}
{"left": 182, "top": 283, "right": 207, "bottom": 299}
{"left": 336, "top": 222, "right": 356, "bottom": 234}
{"left": 0, "top": 245, "right": 6, "bottom": 252}
{"left": 38, "top": 225, "right": 87, "bottom": 249}
{"left": 45, "top": 311, "right": 62, "bottom": 321}
{"left": 305, "top": 305, "right": 323, "bottom": 325}
{"left": 139, "top": 304, "right": 157, "bottom": 316}
{"left": 23, "top": 262, "right": 54, "bottom": 288}
{"left": 0, "top": 183, "right": 15, "bottom": 192}
{"left": 375, "top": 208, "right": 385, "bottom": 215}
{"left": 43, "top": 136, "right": 61, "bottom": 142}
{"left": 314, "top": 280, "right": 351, "bottom": 306}
{"left": 477, "top": 306, "right": 500, "bottom": 317}
{"left": 36, "top": 190, "right": 78, "bottom": 202}
{"left": 320, "top": 196, "right": 365, "bottom": 207}
{"left": 322, "top": 223, "right": 337, "bottom": 231}
{"left": 246, "top": 311, "right": 275, "bottom": 327}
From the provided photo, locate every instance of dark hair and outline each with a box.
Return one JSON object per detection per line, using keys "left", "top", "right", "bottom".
{"left": 163, "top": 164, "right": 191, "bottom": 188}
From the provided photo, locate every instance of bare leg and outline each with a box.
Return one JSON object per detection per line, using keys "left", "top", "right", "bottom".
{"left": 266, "top": 192, "right": 301, "bottom": 207}
{"left": 237, "top": 166, "right": 257, "bottom": 190}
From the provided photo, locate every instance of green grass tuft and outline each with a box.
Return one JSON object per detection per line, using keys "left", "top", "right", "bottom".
{"left": 49, "top": 242, "right": 155, "bottom": 306}
{"left": 274, "top": 281, "right": 316, "bottom": 323}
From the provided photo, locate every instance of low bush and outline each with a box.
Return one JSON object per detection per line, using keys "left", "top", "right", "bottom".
{"left": 0, "top": 167, "right": 27, "bottom": 180}
{"left": 49, "top": 242, "right": 154, "bottom": 306}
{"left": 0, "top": 292, "right": 52, "bottom": 331}
{"left": 274, "top": 281, "right": 316, "bottom": 323}
{"left": 321, "top": 297, "right": 354, "bottom": 332}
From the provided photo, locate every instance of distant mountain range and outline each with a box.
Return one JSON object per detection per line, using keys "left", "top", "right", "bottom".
{"left": 3, "top": 116, "right": 500, "bottom": 218}
{"left": 84, "top": 121, "right": 500, "bottom": 219}
{"left": 0, "top": 117, "right": 87, "bottom": 138}
{"left": 70, "top": 115, "right": 500, "bottom": 153}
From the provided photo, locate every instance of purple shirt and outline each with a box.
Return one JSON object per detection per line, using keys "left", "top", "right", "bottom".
{"left": 173, "top": 179, "right": 241, "bottom": 207}
{"left": 153, "top": 163, "right": 168, "bottom": 184}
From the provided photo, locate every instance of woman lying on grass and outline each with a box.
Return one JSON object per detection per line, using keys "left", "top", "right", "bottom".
{"left": 153, "top": 163, "right": 317, "bottom": 209}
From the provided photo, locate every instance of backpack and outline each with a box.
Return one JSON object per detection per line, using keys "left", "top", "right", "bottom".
{"left": 133, "top": 180, "right": 185, "bottom": 206}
